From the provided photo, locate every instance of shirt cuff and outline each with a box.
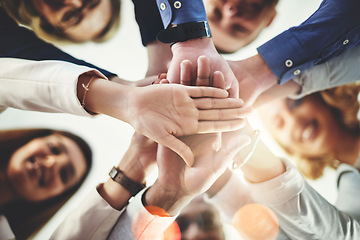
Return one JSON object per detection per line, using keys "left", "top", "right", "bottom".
{"left": 126, "top": 187, "right": 178, "bottom": 239}
{"left": 257, "top": 30, "right": 313, "bottom": 85}
{"left": 248, "top": 159, "right": 305, "bottom": 207}
{"left": 156, "top": 0, "right": 207, "bottom": 28}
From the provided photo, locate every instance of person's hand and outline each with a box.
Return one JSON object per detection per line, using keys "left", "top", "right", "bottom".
{"left": 124, "top": 83, "right": 247, "bottom": 167}
{"left": 167, "top": 38, "right": 239, "bottom": 98}
{"left": 227, "top": 54, "right": 279, "bottom": 106}
{"left": 145, "top": 129, "right": 251, "bottom": 215}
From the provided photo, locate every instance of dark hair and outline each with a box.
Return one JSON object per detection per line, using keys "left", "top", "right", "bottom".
{"left": 1, "top": 0, "right": 121, "bottom": 44}
{"left": 0, "top": 128, "right": 92, "bottom": 239}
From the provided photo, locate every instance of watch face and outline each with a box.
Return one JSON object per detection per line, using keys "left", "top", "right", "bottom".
{"left": 109, "top": 167, "right": 118, "bottom": 179}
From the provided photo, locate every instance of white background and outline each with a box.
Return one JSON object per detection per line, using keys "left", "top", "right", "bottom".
{"left": 0, "top": 0, "right": 336, "bottom": 238}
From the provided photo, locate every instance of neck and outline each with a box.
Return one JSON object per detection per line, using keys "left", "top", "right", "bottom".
{"left": 0, "top": 170, "right": 16, "bottom": 206}
{"left": 334, "top": 129, "right": 360, "bottom": 166}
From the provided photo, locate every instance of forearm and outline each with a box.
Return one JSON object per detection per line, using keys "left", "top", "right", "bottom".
{"left": 146, "top": 40, "right": 172, "bottom": 77}
{"left": 78, "top": 75, "right": 133, "bottom": 122}
{"left": 228, "top": 54, "right": 278, "bottom": 104}
{"left": 0, "top": 58, "right": 105, "bottom": 115}
{"left": 258, "top": 0, "right": 360, "bottom": 85}
{"left": 241, "top": 140, "right": 285, "bottom": 183}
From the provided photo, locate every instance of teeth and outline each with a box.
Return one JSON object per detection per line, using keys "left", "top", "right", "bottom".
{"left": 302, "top": 124, "right": 314, "bottom": 141}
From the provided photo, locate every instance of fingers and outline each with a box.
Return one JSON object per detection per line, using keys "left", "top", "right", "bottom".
{"left": 186, "top": 86, "right": 229, "bottom": 98}
{"left": 180, "top": 60, "right": 193, "bottom": 86}
{"left": 194, "top": 97, "right": 244, "bottom": 109}
{"left": 197, "top": 119, "right": 247, "bottom": 133}
{"left": 212, "top": 71, "right": 226, "bottom": 89}
{"left": 160, "top": 134, "right": 195, "bottom": 167}
{"left": 196, "top": 55, "right": 211, "bottom": 87}
{"left": 198, "top": 106, "right": 252, "bottom": 121}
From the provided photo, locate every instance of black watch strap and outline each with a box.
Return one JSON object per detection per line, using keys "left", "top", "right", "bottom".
{"left": 109, "top": 166, "right": 146, "bottom": 196}
{"left": 157, "top": 21, "right": 212, "bottom": 45}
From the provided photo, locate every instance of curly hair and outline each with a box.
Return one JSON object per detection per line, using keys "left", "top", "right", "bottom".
{"left": 289, "top": 82, "right": 360, "bottom": 180}
{"left": 1, "top": 0, "right": 121, "bottom": 44}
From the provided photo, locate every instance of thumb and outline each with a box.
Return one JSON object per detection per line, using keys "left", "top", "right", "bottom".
{"left": 159, "top": 134, "right": 195, "bottom": 167}
{"left": 217, "top": 131, "right": 252, "bottom": 164}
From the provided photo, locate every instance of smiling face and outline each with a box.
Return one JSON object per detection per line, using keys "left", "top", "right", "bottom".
{"left": 31, "top": 0, "right": 112, "bottom": 42}
{"left": 257, "top": 96, "right": 340, "bottom": 159}
{"left": 6, "top": 134, "right": 87, "bottom": 202}
{"left": 204, "top": 0, "right": 277, "bottom": 53}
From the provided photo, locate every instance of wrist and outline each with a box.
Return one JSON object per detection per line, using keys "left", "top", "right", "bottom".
{"left": 84, "top": 79, "right": 134, "bottom": 123}
{"left": 144, "top": 182, "right": 193, "bottom": 216}
{"left": 252, "top": 54, "right": 278, "bottom": 91}
{"left": 171, "top": 37, "right": 214, "bottom": 53}
{"left": 99, "top": 179, "right": 132, "bottom": 210}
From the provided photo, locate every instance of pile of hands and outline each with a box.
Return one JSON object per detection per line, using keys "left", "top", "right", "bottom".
{"left": 120, "top": 49, "right": 260, "bottom": 215}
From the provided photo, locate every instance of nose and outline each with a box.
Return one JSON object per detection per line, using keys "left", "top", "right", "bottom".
{"left": 43, "top": 156, "right": 56, "bottom": 168}
{"left": 223, "top": 2, "right": 238, "bottom": 18}
{"left": 63, "top": 0, "right": 83, "bottom": 8}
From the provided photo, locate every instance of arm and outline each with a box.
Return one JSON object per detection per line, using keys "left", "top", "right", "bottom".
{"left": 0, "top": 57, "right": 247, "bottom": 165}
{"left": 229, "top": 0, "right": 360, "bottom": 106}
{"left": 108, "top": 130, "right": 251, "bottom": 239}
{"left": 253, "top": 44, "right": 360, "bottom": 107}
{"left": 235, "top": 127, "right": 360, "bottom": 239}
{"left": 51, "top": 133, "right": 157, "bottom": 240}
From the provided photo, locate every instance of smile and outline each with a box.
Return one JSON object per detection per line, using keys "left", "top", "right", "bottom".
{"left": 300, "top": 121, "right": 318, "bottom": 142}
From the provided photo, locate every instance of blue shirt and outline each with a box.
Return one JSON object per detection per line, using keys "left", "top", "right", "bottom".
{"left": 258, "top": 0, "right": 360, "bottom": 84}
{"left": 0, "top": 7, "right": 116, "bottom": 78}
{"left": 132, "top": 0, "right": 207, "bottom": 46}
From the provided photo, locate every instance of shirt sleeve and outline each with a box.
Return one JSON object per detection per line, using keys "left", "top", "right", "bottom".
{"left": 50, "top": 187, "right": 125, "bottom": 240}
{"left": 131, "top": 0, "right": 164, "bottom": 46}
{"left": 108, "top": 187, "right": 177, "bottom": 240}
{"left": 335, "top": 164, "right": 360, "bottom": 220}
{"left": 249, "top": 159, "right": 360, "bottom": 239}
{"left": 258, "top": 0, "right": 360, "bottom": 85}
{"left": 289, "top": 45, "right": 360, "bottom": 99}
{"left": 156, "top": 0, "right": 207, "bottom": 28}
{"left": 0, "top": 7, "right": 116, "bottom": 79}
{"left": 0, "top": 58, "right": 107, "bottom": 116}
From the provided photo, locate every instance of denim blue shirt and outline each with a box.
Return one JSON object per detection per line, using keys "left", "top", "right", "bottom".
{"left": 258, "top": 0, "right": 360, "bottom": 84}
{"left": 132, "top": 0, "right": 207, "bottom": 46}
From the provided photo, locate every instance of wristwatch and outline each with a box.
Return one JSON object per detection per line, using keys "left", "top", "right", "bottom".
{"left": 157, "top": 21, "right": 212, "bottom": 45}
{"left": 109, "top": 166, "right": 146, "bottom": 196}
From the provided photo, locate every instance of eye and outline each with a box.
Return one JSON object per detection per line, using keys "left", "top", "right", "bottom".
{"left": 285, "top": 98, "right": 303, "bottom": 112}
{"left": 48, "top": 143, "right": 61, "bottom": 155}
{"left": 88, "top": 0, "right": 101, "bottom": 9}
{"left": 61, "top": 9, "right": 82, "bottom": 27}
